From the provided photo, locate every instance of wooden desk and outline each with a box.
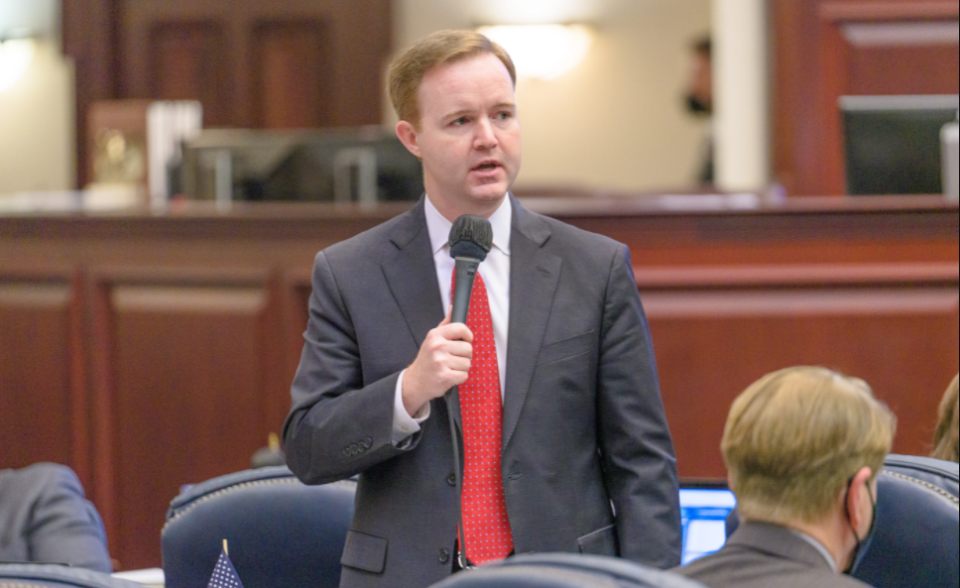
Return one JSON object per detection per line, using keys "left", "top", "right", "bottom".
{"left": 1, "top": 195, "right": 956, "bottom": 568}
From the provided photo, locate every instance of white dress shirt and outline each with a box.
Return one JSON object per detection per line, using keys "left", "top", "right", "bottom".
{"left": 391, "top": 195, "right": 512, "bottom": 444}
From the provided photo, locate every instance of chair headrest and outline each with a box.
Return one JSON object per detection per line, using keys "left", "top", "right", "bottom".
{"left": 882, "top": 454, "right": 959, "bottom": 498}
{"left": 0, "top": 564, "right": 143, "bottom": 588}
{"left": 430, "top": 554, "right": 709, "bottom": 588}
{"left": 852, "top": 469, "right": 959, "bottom": 588}
{"left": 161, "top": 467, "right": 355, "bottom": 588}
{"left": 166, "top": 465, "right": 298, "bottom": 519}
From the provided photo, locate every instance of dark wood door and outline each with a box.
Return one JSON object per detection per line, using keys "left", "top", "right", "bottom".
{"left": 63, "top": 0, "right": 391, "bottom": 186}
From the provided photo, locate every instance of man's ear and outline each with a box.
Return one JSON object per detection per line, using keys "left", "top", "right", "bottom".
{"left": 846, "top": 466, "right": 873, "bottom": 531}
{"left": 396, "top": 120, "right": 421, "bottom": 159}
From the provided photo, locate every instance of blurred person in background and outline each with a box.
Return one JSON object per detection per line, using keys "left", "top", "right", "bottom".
{"left": 932, "top": 374, "right": 959, "bottom": 463}
{"left": 0, "top": 462, "right": 112, "bottom": 572}
{"left": 684, "top": 35, "right": 714, "bottom": 186}
{"left": 675, "top": 366, "right": 896, "bottom": 588}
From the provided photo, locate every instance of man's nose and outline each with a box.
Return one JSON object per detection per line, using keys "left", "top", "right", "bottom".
{"left": 473, "top": 117, "right": 498, "bottom": 149}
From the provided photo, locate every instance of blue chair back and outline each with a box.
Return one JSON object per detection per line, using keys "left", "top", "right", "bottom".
{"left": 852, "top": 457, "right": 959, "bottom": 588}
{"left": 161, "top": 466, "right": 355, "bottom": 588}
{"left": 880, "top": 454, "right": 958, "bottom": 497}
{"left": 0, "top": 564, "right": 142, "bottom": 588}
{"left": 430, "top": 553, "right": 708, "bottom": 588}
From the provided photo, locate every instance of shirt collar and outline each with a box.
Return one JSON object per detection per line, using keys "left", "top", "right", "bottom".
{"left": 790, "top": 529, "right": 838, "bottom": 573}
{"left": 424, "top": 194, "right": 512, "bottom": 256}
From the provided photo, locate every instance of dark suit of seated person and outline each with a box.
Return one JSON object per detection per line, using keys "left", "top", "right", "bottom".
{"left": 674, "top": 366, "right": 896, "bottom": 588}
{"left": 0, "top": 463, "right": 112, "bottom": 572}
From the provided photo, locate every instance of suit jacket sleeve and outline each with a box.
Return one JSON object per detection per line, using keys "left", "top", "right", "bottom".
{"left": 283, "top": 251, "right": 419, "bottom": 485}
{"left": 597, "top": 244, "right": 682, "bottom": 569}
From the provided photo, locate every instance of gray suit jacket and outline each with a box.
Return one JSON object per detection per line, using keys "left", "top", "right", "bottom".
{"left": 283, "top": 197, "right": 681, "bottom": 588}
{"left": 675, "top": 522, "right": 872, "bottom": 588}
{"left": 0, "top": 463, "right": 112, "bottom": 573}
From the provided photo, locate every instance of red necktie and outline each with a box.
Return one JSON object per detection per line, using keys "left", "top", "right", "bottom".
{"left": 453, "top": 270, "right": 513, "bottom": 564}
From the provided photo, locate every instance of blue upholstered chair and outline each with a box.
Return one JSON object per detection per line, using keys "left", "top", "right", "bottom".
{"left": 852, "top": 455, "right": 959, "bottom": 588}
{"left": 161, "top": 466, "right": 355, "bottom": 588}
{"left": 0, "top": 564, "right": 143, "bottom": 588}
{"left": 880, "top": 453, "right": 958, "bottom": 498}
{"left": 429, "top": 553, "right": 709, "bottom": 588}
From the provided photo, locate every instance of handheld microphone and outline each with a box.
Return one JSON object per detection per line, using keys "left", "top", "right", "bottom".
{"left": 446, "top": 214, "right": 493, "bottom": 566}
{"left": 448, "top": 214, "right": 493, "bottom": 325}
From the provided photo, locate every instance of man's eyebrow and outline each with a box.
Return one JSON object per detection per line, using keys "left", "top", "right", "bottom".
{"left": 441, "top": 109, "right": 473, "bottom": 120}
{"left": 441, "top": 102, "right": 517, "bottom": 120}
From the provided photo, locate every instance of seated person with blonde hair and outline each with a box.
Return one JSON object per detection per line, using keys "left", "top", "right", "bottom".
{"left": 675, "top": 366, "right": 896, "bottom": 588}
{"left": 932, "top": 374, "right": 959, "bottom": 463}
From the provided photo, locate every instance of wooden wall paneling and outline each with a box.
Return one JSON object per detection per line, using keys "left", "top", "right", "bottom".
{"left": 772, "top": 0, "right": 960, "bottom": 196}
{"left": 819, "top": 7, "right": 853, "bottom": 197}
{"left": 844, "top": 22, "right": 960, "bottom": 95}
{"left": 0, "top": 277, "right": 79, "bottom": 473}
{"left": 643, "top": 265, "right": 960, "bottom": 478}
{"left": 89, "top": 276, "right": 119, "bottom": 563}
{"left": 148, "top": 22, "right": 229, "bottom": 126}
{"left": 88, "top": 269, "right": 276, "bottom": 569}
{"left": 62, "top": 0, "right": 119, "bottom": 188}
{"left": 64, "top": 0, "right": 393, "bottom": 186}
{"left": 253, "top": 21, "right": 332, "bottom": 129}
{"left": 68, "top": 271, "right": 93, "bottom": 491}
{"left": 332, "top": 0, "right": 392, "bottom": 126}
{"left": 262, "top": 272, "right": 292, "bottom": 444}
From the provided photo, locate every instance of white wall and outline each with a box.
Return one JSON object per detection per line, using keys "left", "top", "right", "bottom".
{"left": 0, "top": 0, "right": 74, "bottom": 196}
{"left": 391, "top": 0, "right": 712, "bottom": 193}
{"left": 0, "top": 40, "right": 75, "bottom": 195}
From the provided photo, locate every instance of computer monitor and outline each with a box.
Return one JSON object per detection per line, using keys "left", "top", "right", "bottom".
{"left": 679, "top": 480, "right": 737, "bottom": 565}
{"left": 840, "top": 94, "right": 959, "bottom": 195}
{"left": 180, "top": 127, "right": 424, "bottom": 203}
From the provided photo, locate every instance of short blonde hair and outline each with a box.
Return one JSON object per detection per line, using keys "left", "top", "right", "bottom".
{"left": 387, "top": 30, "right": 516, "bottom": 129}
{"left": 932, "top": 375, "right": 959, "bottom": 463}
{"left": 722, "top": 366, "right": 896, "bottom": 525}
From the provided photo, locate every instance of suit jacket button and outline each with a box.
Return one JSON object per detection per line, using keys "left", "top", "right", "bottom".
{"left": 439, "top": 548, "right": 450, "bottom": 564}
{"left": 446, "top": 473, "right": 457, "bottom": 487}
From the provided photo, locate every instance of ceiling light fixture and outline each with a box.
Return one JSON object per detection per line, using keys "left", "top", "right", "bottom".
{"left": 478, "top": 24, "right": 593, "bottom": 81}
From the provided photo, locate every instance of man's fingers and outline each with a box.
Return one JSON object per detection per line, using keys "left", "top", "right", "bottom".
{"left": 438, "top": 310, "right": 451, "bottom": 327}
{"left": 436, "top": 321, "right": 473, "bottom": 343}
{"left": 447, "top": 356, "right": 471, "bottom": 373}
{"left": 447, "top": 340, "right": 472, "bottom": 359}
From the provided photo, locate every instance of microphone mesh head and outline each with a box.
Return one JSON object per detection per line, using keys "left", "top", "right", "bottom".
{"left": 448, "top": 214, "right": 493, "bottom": 261}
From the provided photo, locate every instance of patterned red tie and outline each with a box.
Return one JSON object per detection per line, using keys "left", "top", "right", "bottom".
{"left": 453, "top": 270, "right": 513, "bottom": 564}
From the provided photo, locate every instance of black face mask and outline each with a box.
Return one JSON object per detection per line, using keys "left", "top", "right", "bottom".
{"left": 843, "top": 479, "right": 878, "bottom": 575}
{"left": 686, "top": 94, "right": 712, "bottom": 115}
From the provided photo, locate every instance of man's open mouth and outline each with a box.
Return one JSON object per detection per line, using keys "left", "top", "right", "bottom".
{"left": 473, "top": 161, "right": 500, "bottom": 172}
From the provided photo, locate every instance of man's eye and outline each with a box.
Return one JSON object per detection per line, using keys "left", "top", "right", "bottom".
{"left": 496, "top": 112, "right": 511, "bottom": 120}
{"left": 452, "top": 117, "right": 469, "bottom": 126}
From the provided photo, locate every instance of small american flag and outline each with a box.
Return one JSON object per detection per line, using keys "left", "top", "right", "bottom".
{"left": 207, "top": 547, "right": 245, "bottom": 588}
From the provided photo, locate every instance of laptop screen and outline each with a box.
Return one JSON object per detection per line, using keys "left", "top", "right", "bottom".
{"left": 679, "top": 481, "right": 737, "bottom": 565}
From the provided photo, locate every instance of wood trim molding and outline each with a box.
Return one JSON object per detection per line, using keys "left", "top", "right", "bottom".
{"left": 69, "top": 271, "right": 92, "bottom": 493}
{"left": 634, "top": 262, "right": 959, "bottom": 289}
{"left": 820, "top": 1, "right": 959, "bottom": 22}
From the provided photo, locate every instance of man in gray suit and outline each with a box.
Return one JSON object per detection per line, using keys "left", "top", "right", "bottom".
{"left": 283, "top": 30, "right": 680, "bottom": 588}
{"left": 675, "top": 367, "right": 896, "bottom": 588}
{"left": 0, "top": 463, "right": 112, "bottom": 572}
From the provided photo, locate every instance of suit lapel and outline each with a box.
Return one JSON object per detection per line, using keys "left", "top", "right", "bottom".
{"left": 380, "top": 199, "right": 459, "bottom": 429}
{"left": 503, "top": 197, "right": 561, "bottom": 451}
{"left": 381, "top": 199, "right": 444, "bottom": 352}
